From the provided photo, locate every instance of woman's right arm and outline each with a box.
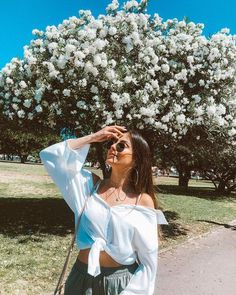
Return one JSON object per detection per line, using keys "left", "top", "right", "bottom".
{"left": 39, "top": 126, "right": 126, "bottom": 213}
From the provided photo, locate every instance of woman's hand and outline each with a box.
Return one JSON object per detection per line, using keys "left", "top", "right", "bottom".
{"left": 91, "top": 125, "right": 127, "bottom": 143}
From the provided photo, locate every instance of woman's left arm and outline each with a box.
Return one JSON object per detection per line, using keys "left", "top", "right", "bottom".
{"left": 120, "top": 210, "right": 168, "bottom": 295}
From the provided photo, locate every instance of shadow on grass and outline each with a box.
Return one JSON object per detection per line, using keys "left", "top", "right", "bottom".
{"left": 0, "top": 197, "right": 74, "bottom": 237}
{"left": 160, "top": 210, "right": 189, "bottom": 239}
{"left": 197, "top": 219, "right": 236, "bottom": 231}
{"left": 156, "top": 184, "right": 236, "bottom": 201}
{"left": 0, "top": 197, "right": 189, "bottom": 241}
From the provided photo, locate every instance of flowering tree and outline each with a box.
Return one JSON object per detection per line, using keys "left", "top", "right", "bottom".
{"left": 0, "top": 0, "right": 236, "bottom": 141}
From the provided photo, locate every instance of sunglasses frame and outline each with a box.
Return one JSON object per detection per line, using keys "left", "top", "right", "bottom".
{"left": 106, "top": 140, "right": 126, "bottom": 153}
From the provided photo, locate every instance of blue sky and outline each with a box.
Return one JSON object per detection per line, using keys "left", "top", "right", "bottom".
{"left": 1, "top": 0, "right": 235, "bottom": 69}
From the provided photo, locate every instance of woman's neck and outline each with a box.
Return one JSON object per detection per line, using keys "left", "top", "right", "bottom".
{"left": 107, "top": 168, "right": 131, "bottom": 190}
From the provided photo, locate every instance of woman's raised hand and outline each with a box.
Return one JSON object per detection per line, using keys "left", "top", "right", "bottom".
{"left": 91, "top": 125, "right": 127, "bottom": 143}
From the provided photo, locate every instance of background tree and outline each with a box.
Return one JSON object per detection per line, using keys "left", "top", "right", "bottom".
{"left": 0, "top": 0, "right": 236, "bottom": 178}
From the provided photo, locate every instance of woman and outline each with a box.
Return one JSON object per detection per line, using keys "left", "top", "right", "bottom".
{"left": 40, "top": 125, "right": 168, "bottom": 295}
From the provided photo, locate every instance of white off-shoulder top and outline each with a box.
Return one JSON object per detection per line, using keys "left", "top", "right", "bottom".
{"left": 39, "top": 140, "right": 168, "bottom": 295}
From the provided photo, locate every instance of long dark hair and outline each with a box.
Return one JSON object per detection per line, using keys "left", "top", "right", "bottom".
{"left": 129, "top": 130, "right": 163, "bottom": 239}
{"left": 128, "top": 130, "right": 158, "bottom": 210}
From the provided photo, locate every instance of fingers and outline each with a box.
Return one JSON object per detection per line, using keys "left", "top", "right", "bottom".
{"left": 93, "top": 125, "right": 127, "bottom": 143}
{"left": 108, "top": 127, "right": 125, "bottom": 138}
{"left": 105, "top": 125, "right": 127, "bottom": 137}
{"left": 104, "top": 131, "right": 119, "bottom": 140}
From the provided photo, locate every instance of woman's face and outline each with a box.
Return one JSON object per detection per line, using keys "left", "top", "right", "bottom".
{"left": 105, "top": 132, "right": 133, "bottom": 169}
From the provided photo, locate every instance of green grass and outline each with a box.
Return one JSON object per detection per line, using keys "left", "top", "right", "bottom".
{"left": 0, "top": 162, "right": 236, "bottom": 294}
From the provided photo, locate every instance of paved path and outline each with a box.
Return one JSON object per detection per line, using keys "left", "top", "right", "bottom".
{"left": 156, "top": 221, "right": 236, "bottom": 295}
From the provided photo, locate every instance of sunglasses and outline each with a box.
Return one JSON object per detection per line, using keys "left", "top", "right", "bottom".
{"left": 106, "top": 140, "right": 127, "bottom": 153}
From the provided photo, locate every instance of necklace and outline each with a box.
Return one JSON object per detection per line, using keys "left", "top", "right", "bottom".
{"left": 115, "top": 187, "right": 127, "bottom": 202}
{"left": 103, "top": 185, "right": 127, "bottom": 202}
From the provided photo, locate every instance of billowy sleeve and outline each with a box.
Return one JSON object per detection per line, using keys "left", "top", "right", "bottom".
{"left": 120, "top": 210, "right": 168, "bottom": 295}
{"left": 39, "top": 140, "right": 92, "bottom": 214}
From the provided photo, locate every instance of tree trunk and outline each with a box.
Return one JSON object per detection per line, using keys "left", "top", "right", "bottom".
{"left": 178, "top": 169, "right": 191, "bottom": 188}
{"left": 20, "top": 155, "right": 28, "bottom": 163}
{"left": 216, "top": 180, "right": 227, "bottom": 194}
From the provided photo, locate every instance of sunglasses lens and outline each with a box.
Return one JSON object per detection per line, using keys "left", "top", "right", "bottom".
{"left": 106, "top": 141, "right": 126, "bottom": 152}
{"left": 116, "top": 142, "right": 125, "bottom": 152}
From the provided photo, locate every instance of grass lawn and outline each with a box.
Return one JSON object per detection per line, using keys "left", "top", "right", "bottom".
{"left": 0, "top": 161, "right": 236, "bottom": 294}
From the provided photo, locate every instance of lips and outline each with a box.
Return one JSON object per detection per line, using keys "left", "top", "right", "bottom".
{"left": 108, "top": 152, "right": 117, "bottom": 157}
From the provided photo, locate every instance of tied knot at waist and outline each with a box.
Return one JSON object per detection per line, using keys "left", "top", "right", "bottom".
{"left": 88, "top": 237, "right": 107, "bottom": 277}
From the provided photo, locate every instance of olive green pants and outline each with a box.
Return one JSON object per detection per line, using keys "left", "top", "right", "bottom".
{"left": 64, "top": 259, "right": 139, "bottom": 295}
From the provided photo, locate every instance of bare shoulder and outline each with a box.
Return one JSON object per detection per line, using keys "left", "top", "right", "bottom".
{"left": 139, "top": 193, "right": 155, "bottom": 209}
{"left": 92, "top": 173, "right": 101, "bottom": 186}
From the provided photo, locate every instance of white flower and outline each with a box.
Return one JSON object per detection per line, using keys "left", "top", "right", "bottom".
{"left": 76, "top": 100, "right": 87, "bottom": 109}
{"left": 217, "top": 116, "right": 225, "bottom": 126}
{"left": 228, "top": 128, "right": 236, "bottom": 136}
{"left": 74, "top": 51, "right": 86, "bottom": 59}
{"left": 35, "top": 105, "right": 43, "bottom": 112}
{"left": 63, "top": 89, "right": 71, "bottom": 97}
{"left": 220, "top": 28, "right": 230, "bottom": 34}
{"left": 206, "top": 105, "right": 216, "bottom": 116}
{"left": 174, "top": 104, "right": 182, "bottom": 112}
{"left": 161, "top": 64, "right": 170, "bottom": 73}
{"left": 56, "top": 109, "right": 62, "bottom": 115}
{"left": 19, "top": 81, "right": 27, "bottom": 88}
{"left": 93, "top": 39, "right": 107, "bottom": 50}
{"left": 124, "top": 0, "right": 139, "bottom": 10}
{"left": 175, "top": 69, "right": 188, "bottom": 81}
{"left": 65, "top": 44, "right": 76, "bottom": 54}
{"left": 32, "top": 29, "right": 44, "bottom": 36}
{"left": 101, "top": 59, "right": 108, "bottom": 68}
{"left": 195, "top": 106, "right": 204, "bottom": 116}
{"left": 166, "top": 79, "right": 177, "bottom": 87}
{"left": 150, "top": 80, "right": 159, "bottom": 89}
{"left": 124, "top": 76, "right": 133, "bottom": 83}
{"left": 93, "top": 55, "right": 102, "bottom": 66}
{"left": 109, "top": 27, "right": 117, "bottom": 36}
{"left": 187, "top": 56, "right": 194, "bottom": 63}
{"left": 216, "top": 104, "right": 226, "bottom": 115}
{"left": 100, "top": 80, "right": 108, "bottom": 88}
{"left": 57, "top": 55, "right": 67, "bottom": 69}
{"left": 23, "top": 99, "right": 31, "bottom": 108}
{"left": 12, "top": 104, "right": 19, "bottom": 110}
{"left": 34, "top": 39, "right": 43, "bottom": 46}
{"left": 143, "top": 56, "right": 151, "bottom": 64}
{"left": 161, "top": 115, "right": 170, "bottom": 122}
{"left": 106, "top": 0, "right": 119, "bottom": 12}
{"left": 192, "top": 95, "right": 201, "bottom": 103}
{"left": 85, "top": 62, "right": 98, "bottom": 76}
{"left": 48, "top": 42, "right": 58, "bottom": 52}
{"left": 79, "top": 79, "right": 87, "bottom": 87}
{"left": 28, "top": 112, "right": 34, "bottom": 120}
{"left": 199, "top": 79, "right": 205, "bottom": 86}
{"left": 111, "top": 92, "right": 119, "bottom": 101}
{"left": 91, "top": 85, "right": 98, "bottom": 94}
{"left": 106, "top": 69, "right": 115, "bottom": 80}
{"left": 176, "top": 90, "right": 183, "bottom": 97}
{"left": 182, "top": 97, "right": 189, "bottom": 104}
{"left": 232, "top": 119, "right": 236, "bottom": 127}
{"left": 17, "top": 109, "right": 25, "bottom": 118}
{"left": 176, "top": 114, "right": 186, "bottom": 124}
{"left": 115, "top": 109, "right": 123, "bottom": 119}
{"left": 140, "top": 106, "right": 155, "bottom": 117}
{"left": 6, "top": 77, "right": 13, "bottom": 84}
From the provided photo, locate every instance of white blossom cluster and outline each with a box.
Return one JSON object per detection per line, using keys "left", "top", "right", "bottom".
{"left": 0, "top": 0, "right": 236, "bottom": 138}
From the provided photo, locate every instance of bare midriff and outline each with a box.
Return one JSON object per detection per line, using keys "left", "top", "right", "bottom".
{"left": 77, "top": 249, "right": 123, "bottom": 267}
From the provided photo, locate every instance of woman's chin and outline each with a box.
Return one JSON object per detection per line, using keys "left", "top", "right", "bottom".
{"left": 106, "top": 157, "right": 116, "bottom": 165}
